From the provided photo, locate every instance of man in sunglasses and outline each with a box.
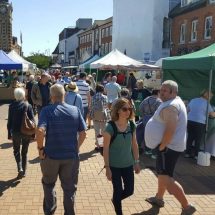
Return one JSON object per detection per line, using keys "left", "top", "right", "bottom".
{"left": 144, "top": 80, "right": 196, "bottom": 215}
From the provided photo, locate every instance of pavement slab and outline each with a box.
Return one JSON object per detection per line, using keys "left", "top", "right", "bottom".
{"left": 0, "top": 104, "right": 215, "bottom": 215}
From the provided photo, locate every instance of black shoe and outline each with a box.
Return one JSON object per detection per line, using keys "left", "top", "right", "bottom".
{"left": 22, "top": 171, "right": 26, "bottom": 177}
{"left": 95, "top": 147, "right": 100, "bottom": 152}
{"left": 17, "top": 171, "right": 24, "bottom": 179}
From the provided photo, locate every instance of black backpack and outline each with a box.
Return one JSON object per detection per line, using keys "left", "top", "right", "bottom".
{"left": 99, "top": 120, "right": 135, "bottom": 156}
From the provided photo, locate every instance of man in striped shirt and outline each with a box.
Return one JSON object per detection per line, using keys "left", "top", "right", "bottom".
{"left": 76, "top": 72, "right": 91, "bottom": 121}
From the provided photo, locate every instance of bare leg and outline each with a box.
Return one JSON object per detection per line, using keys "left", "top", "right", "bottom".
{"left": 156, "top": 175, "right": 167, "bottom": 199}
{"left": 167, "top": 177, "right": 189, "bottom": 209}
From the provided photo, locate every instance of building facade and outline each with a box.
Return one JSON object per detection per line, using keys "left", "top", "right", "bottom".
{"left": 78, "top": 17, "right": 112, "bottom": 63}
{"left": 52, "top": 18, "right": 92, "bottom": 66}
{"left": 170, "top": 0, "right": 215, "bottom": 56}
{"left": 112, "top": 0, "right": 175, "bottom": 62}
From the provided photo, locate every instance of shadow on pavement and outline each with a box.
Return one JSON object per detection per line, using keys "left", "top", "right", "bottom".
{"left": 80, "top": 149, "right": 97, "bottom": 161}
{"left": 0, "top": 142, "right": 12, "bottom": 149}
{"left": 29, "top": 156, "right": 40, "bottom": 164}
{"left": 0, "top": 177, "right": 21, "bottom": 197}
{"left": 140, "top": 153, "right": 215, "bottom": 195}
{"left": 132, "top": 205, "right": 160, "bottom": 215}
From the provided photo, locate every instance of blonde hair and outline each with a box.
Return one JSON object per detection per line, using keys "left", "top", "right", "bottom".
{"left": 111, "top": 98, "right": 134, "bottom": 121}
{"left": 136, "top": 79, "right": 144, "bottom": 89}
{"left": 200, "top": 89, "right": 213, "bottom": 98}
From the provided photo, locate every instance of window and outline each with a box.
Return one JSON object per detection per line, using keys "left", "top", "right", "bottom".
{"left": 101, "top": 44, "right": 105, "bottom": 55}
{"left": 110, "top": 26, "right": 112, "bottom": 36}
{"left": 180, "top": 23, "right": 186, "bottom": 43}
{"left": 105, "top": 43, "right": 108, "bottom": 54}
{"left": 162, "top": 17, "right": 170, "bottom": 48}
{"left": 191, "top": 20, "right": 198, "bottom": 41}
{"left": 181, "top": 0, "right": 188, "bottom": 7}
{"left": 102, "top": 29, "right": 105, "bottom": 38}
{"left": 204, "top": 16, "right": 212, "bottom": 39}
{"left": 181, "top": 0, "right": 200, "bottom": 7}
{"left": 95, "top": 30, "right": 99, "bottom": 40}
{"left": 109, "top": 42, "right": 112, "bottom": 52}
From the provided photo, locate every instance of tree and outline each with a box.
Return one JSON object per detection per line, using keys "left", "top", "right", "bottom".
{"left": 25, "top": 53, "right": 52, "bottom": 69}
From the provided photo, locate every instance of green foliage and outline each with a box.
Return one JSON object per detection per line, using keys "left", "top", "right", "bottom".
{"left": 25, "top": 53, "right": 52, "bottom": 69}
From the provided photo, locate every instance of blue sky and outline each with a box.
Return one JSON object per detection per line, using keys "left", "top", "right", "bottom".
{"left": 12, "top": 0, "right": 113, "bottom": 56}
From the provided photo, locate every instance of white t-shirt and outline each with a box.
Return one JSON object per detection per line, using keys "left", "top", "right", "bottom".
{"left": 76, "top": 80, "right": 90, "bottom": 107}
{"left": 105, "top": 82, "right": 121, "bottom": 103}
{"left": 145, "top": 97, "right": 187, "bottom": 152}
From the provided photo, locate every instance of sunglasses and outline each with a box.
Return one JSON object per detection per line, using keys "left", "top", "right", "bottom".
{"left": 121, "top": 107, "right": 133, "bottom": 112}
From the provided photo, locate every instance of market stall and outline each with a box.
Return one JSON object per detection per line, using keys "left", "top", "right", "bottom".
{"left": 162, "top": 43, "right": 215, "bottom": 157}
{"left": 90, "top": 48, "right": 160, "bottom": 82}
{"left": 0, "top": 50, "right": 23, "bottom": 101}
{"left": 8, "top": 50, "right": 36, "bottom": 72}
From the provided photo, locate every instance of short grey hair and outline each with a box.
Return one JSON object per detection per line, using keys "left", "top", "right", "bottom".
{"left": 112, "top": 76, "right": 117, "bottom": 82}
{"left": 162, "top": 80, "right": 178, "bottom": 93}
{"left": 50, "top": 84, "right": 65, "bottom": 100}
{"left": 29, "top": 75, "right": 34, "bottom": 81}
{"left": 14, "top": 87, "right": 25, "bottom": 101}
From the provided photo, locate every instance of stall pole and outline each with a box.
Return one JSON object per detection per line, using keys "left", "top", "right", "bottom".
{"left": 204, "top": 69, "right": 213, "bottom": 152}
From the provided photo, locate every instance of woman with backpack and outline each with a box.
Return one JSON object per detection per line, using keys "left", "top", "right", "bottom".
{"left": 90, "top": 84, "right": 108, "bottom": 151}
{"left": 103, "top": 98, "right": 140, "bottom": 215}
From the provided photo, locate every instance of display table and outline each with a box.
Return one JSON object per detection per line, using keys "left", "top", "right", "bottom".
{"left": 206, "top": 118, "right": 215, "bottom": 156}
{"left": 0, "top": 87, "right": 15, "bottom": 101}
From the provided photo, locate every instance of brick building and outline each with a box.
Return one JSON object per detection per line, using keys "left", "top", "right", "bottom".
{"left": 170, "top": 0, "right": 215, "bottom": 56}
{"left": 78, "top": 17, "right": 112, "bottom": 63}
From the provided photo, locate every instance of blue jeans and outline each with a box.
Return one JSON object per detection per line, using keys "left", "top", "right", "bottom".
{"left": 40, "top": 157, "right": 79, "bottom": 215}
{"left": 110, "top": 166, "right": 134, "bottom": 215}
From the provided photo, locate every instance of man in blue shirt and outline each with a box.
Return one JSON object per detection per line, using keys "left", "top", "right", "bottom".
{"left": 37, "top": 84, "right": 87, "bottom": 215}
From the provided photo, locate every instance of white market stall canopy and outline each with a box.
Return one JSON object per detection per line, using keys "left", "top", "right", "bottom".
{"left": 50, "top": 63, "right": 62, "bottom": 69}
{"left": 8, "top": 50, "right": 36, "bottom": 71}
{"left": 79, "top": 55, "right": 100, "bottom": 69}
{"left": 90, "top": 49, "right": 159, "bottom": 70}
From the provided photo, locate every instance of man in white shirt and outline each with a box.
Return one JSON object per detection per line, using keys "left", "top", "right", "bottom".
{"left": 76, "top": 72, "right": 91, "bottom": 121}
{"left": 105, "top": 76, "right": 121, "bottom": 109}
{"left": 145, "top": 80, "right": 196, "bottom": 215}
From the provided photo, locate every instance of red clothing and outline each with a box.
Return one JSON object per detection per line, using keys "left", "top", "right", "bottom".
{"left": 117, "top": 73, "right": 125, "bottom": 85}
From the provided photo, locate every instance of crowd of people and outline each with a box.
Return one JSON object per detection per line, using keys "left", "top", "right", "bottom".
{"left": 7, "top": 69, "right": 213, "bottom": 215}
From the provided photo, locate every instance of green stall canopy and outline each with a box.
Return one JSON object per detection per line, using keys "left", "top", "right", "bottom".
{"left": 163, "top": 43, "right": 215, "bottom": 101}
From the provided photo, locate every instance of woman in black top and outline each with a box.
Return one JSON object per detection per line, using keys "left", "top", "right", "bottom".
{"left": 7, "top": 87, "right": 35, "bottom": 179}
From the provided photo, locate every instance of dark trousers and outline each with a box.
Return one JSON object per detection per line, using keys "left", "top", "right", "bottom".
{"left": 83, "top": 106, "right": 89, "bottom": 122}
{"left": 12, "top": 132, "right": 31, "bottom": 173}
{"left": 186, "top": 120, "right": 206, "bottom": 156}
{"left": 110, "top": 166, "right": 134, "bottom": 215}
{"left": 40, "top": 157, "right": 79, "bottom": 215}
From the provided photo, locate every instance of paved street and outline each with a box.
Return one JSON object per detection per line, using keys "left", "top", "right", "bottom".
{"left": 0, "top": 104, "right": 215, "bottom": 215}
